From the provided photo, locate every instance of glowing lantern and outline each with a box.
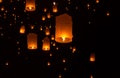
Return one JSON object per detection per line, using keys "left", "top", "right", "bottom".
{"left": 51, "top": 35, "right": 55, "bottom": 40}
{"left": 52, "top": 2, "right": 58, "bottom": 13}
{"left": 47, "top": 12, "right": 51, "bottom": 18}
{"left": 20, "top": 25, "right": 25, "bottom": 34}
{"left": 96, "top": 0, "right": 99, "bottom": 3}
{"left": 45, "top": 27, "right": 50, "bottom": 36}
{"left": 25, "top": 0, "right": 36, "bottom": 11}
{"left": 42, "top": 15, "right": 46, "bottom": 21}
{"left": 55, "top": 13, "right": 73, "bottom": 43}
{"left": 27, "top": 33, "right": 37, "bottom": 50}
{"left": 0, "top": 0, "right": 2, "bottom": 3}
{"left": 90, "top": 53, "right": 95, "bottom": 62}
{"left": 44, "top": 8, "right": 47, "bottom": 12}
{"left": 42, "top": 37, "right": 50, "bottom": 51}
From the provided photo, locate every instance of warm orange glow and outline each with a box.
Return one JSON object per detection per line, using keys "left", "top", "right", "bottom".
{"left": 90, "top": 75, "right": 93, "bottom": 78}
{"left": 27, "top": 33, "right": 37, "bottom": 50}
{"left": 47, "top": 62, "right": 51, "bottom": 66}
{"left": 20, "top": 25, "right": 25, "bottom": 34}
{"left": 30, "top": 25, "right": 34, "bottom": 29}
{"left": 55, "top": 13, "right": 73, "bottom": 43}
{"left": 44, "top": 8, "right": 47, "bottom": 12}
{"left": 90, "top": 53, "right": 95, "bottom": 62}
{"left": 25, "top": 0, "right": 36, "bottom": 11}
{"left": 45, "top": 27, "right": 50, "bottom": 36}
{"left": 106, "top": 12, "right": 110, "bottom": 16}
{"left": 52, "top": 2, "right": 58, "bottom": 13}
{"left": 0, "top": 0, "right": 2, "bottom": 3}
{"left": 51, "top": 35, "right": 55, "bottom": 40}
{"left": 72, "top": 47, "right": 76, "bottom": 53}
{"left": 42, "top": 37, "right": 50, "bottom": 51}
{"left": 96, "top": 0, "right": 99, "bottom": 3}
{"left": 47, "top": 12, "right": 51, "bottom": 18}
{"left": 62, "top": 59, "right": 66, "bottom": 63}
{"left": 42, "top": 15, "right": 46, "bottom": 21}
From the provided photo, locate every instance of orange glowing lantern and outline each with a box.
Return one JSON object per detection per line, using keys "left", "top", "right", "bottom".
{"left": 55, "top": 13, "right": 73, "bottom": 43}
{"left": 51, "top": 35, "right": 55, "bottom": 40}
{"left": 27, "top": 33, "right": 37, "bottom": 50}
{"left": 42, "top": 15, "right": 46, "bottom": 21}
{"left": 25, "top": 0, "right": 36, "bottom": 11}
{"left": 20, "top": 25, "right": 25, "bottom": 34}
{"left": 52, "top": 2, "right": 58, "bottom": 13}
{"left": 0, "top": 0, "right": 2, "bottom": 3}
{"left": 96, "top": 0, "right": 99, "bottom": 3}
{"left": 90, "top": 53, "right": 95, "bottom": 62}
{"left": 42, "top": 37, "right": 50, "bottom": 51}
{"left": 47, "top": 12, "right": 51, "bottom": 18}
{"left": 45, "top": 27, "right": 50, "bottom": 36}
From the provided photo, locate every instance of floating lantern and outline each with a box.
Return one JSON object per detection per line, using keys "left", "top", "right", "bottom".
{"left": 45, "top": 27, "right": 50, "bottom": 36}
{"left": 20, "top": 25, "right": 25, "bottom": 34}
{"left": 47, "top": 12, "right": 51, "bottom": 18}
{"left": 42, "top": 37, "right": 50, "bottom": 51}
{"left": 0, "top": 0, "right": 2, "bottom": 3}
{"left": 55, "top": 13, "right": 73, "bottom": 43}
{"left": 27, "top": 33, "right": 37, "bottom": 49}
{"left": 42, "top": 15, "right": 46, "bottom": 21}
{"left": 90, "top": 53, "right": 95, "bottom": 62}
{"left": 52, "top": 2, "right": 58, "bottom": 13}
{"left": 25, "top": 0, "right": 36, "bottom": 11}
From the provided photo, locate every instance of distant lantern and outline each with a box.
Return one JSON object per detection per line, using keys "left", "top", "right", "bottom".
{"left": 42, "top": 37, "right": 50, "bottom": 51}
{"left": 20, "top": 25, "right": 25, "bottom": 34}
{"left": 44, "top": 8, "right": 47, "bottom": 12}
{"left": 51, "top": 35, "right": 55, "bottom": 40}
{"left": 96, "top": 0, "right": 99, "bottom": 3}
{"left": 45, "top": 27, "right": 50, "bottom": 36}
{"left": 55, "top": 13, "right": 73, "bottom": 43}
{"left": 90, "top": 53, "right": 95, "bottom": 62}
{"left": 25, "top": 0, "right": 36, "bottom": 11}
{"left": 47, "top": 12, "right": 51, "bottom": 18}
{"left": 27, "top": 33, "right": 37, "bottom": 50}
{"left": 42, "top": 15, "right": 46, "bottom": 21}
{"left": 52, "top": 2, "right": 58, "bottom": 13}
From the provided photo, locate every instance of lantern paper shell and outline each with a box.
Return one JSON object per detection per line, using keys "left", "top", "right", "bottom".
{"left": 90, "top": 53, "right": 95, "bottom": 62}
{"left": 45, "top": 27, "right": 50, "bottom": 36}
{"left": 20, "top": 25, "right": 25, "bottom": 34}
{"left": 55, "top": 13, "right": 73, "bottom": 43}
{"left": 42, "top": 37, "right": 50, "bottom": 51}
{"left": 27, "top": 33, "right": 37, "bottom": 49}
{"left": 25, "top": 0, "right": 36, "bottom": 11}
{"left": 0, "top": 0, "right": 2, "bottom": 3}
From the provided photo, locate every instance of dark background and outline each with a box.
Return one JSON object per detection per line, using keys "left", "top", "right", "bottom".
{"left": 0, "top": 0, "right": 118, "bottom": 78}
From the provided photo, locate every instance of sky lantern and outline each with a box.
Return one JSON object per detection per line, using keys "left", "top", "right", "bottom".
{"left": 42, "top": 37, "right": 50, "bottom": 51}
{"left": 55, "top": 13, "right": 73, "bottom": 43}
{"left": 45, "top": 27, "right": 50, "bottom": 36}
{"left": 27, "top": 33, "right": 37, "bottom": 50}
{"left": 25, "top": 0, "right": 36, "bottom": 11}
{"left": 90, "top": 53, "right": 95, "bottom": 62}
{"left": 52, "top": 2, "right": 58, "bottom": 13}
{"left": 19, "top": 25, "right": 25, "bottom": 34}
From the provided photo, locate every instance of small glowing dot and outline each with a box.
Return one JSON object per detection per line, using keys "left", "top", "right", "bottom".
{"left": 72, "top": 47, "right": 76, "bottom": 53}
{"left": 1, "top": 33, "right": 4, "bottom": 36}
{"left": 5, "top": 62, "right": 9, "bottom": 66}
{"left": 93, "top": 9, "right": 96, "bottom": 12}
{"left": 17, "top": 41, "right": 19, "bottom": 44}
{"left": 90, "top": 75, "right": 93, "bottom": 78}
{"left": 75, "top": 6, "right": 78, "bottom": 10}
{"left": 64, "top": 67, "right": 67, "bottom": 71}
{"left": 62, "top": 59, "right": 66, "bottom": 63}
{"left": 50, "top": 53, "right": 52, "bottom": 57}
{"left": 18, "top": 48, "right": 20, "bottom": 50}
{"left": 44, "top": 8, "right": 47, "bottom": 12}
{"left": 56, "top": 47, "right": 59, "bottom": 50}
{"left": 47, "top": 62, "right": 51, "bottom": 66}
{"left": 53, "top": 2, "right": 56, "bottom": 5}
{"left": 0, "top": 27, "right": 2, "bottom": 30}
{"left": 58, "top": 74, "right": 62, "bottom": 78}
{"left": 106, "top": 12, "right": 110, "bottom": 16}
{"left": 14, "top": 7, "right": 16, "bottom": 10}
{"left": 88, "top": 21, "right": 91, "bottom": 24}
{"left": 30, "top": 25, "right": 34, "bottom": 29}
{"left": 65, "top": 7, "right": 69, "bottom": 11}
{"left": 96, "top": 0, "right": 99, "bottom": 3}
{"left": 1, "top": 7, "right": 4, "bottom": 11}
{"left": 18, "top": 52, "right": 20, "bottom": 55}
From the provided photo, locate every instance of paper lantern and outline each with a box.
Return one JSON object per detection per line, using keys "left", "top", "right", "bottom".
{"left": 25, "top": 0, "right": 36, "bottom": 11}
{"left": 42, "top": 37, "right": 50, "bottom": 51}
{"left": 45, "top": 27, "right": 50, "bottom": 36}
{"left": 47, "top": 12, "right": 51, "bottom": 18}
{"left": 0, "top": 0, "right": 2, "bottom": 3}
{"left": 42, "top": 15, "right": 46, "bottom": 21}
{"left": 27, "top": 33, "right": 37, "bottom": 49}
{"left": 20, "top": 25, "right": 25, "bottom": 34}
{"left": 51, "top": 35, "right": 55, "bottom": 40}
{"left": 90, "top": 53, "right": 95, "bottom": 62}
{"left": 55, "top": 13, "right": 73, "bottom": 43}
{"left": 52, "top": 2, "right": 58, "bottom": 13}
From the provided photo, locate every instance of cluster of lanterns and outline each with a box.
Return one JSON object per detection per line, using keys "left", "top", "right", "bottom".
{"left": 19, "top": 0, "right": 72, "bottom": 51}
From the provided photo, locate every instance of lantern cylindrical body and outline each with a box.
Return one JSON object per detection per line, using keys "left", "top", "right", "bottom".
{"left": 42, "top": 37, "right": 50, "bottom": 51}
{"left": 20, "top": 25, "right": 25, "bottom": 34}
{"left": 55, "top": 13, "right": 73, "bottom": 43}
{"left": 90, "top": 53, "right": 95, "bottom": 62}
{"left": 27, "top": 33, "right": 37, "bottom": 49}
{"left": 25, "top": 0, "right": 36, "bottom": 11}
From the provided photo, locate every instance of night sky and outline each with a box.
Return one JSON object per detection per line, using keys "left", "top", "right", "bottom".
{"left": 0, "top": 0, "right": 118, "bottom": 78}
